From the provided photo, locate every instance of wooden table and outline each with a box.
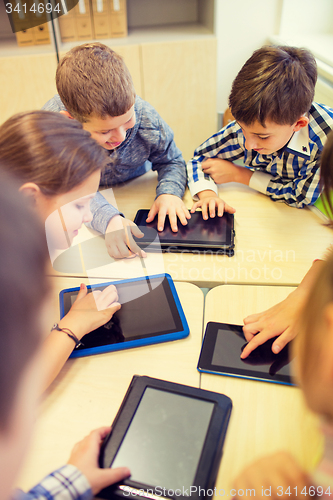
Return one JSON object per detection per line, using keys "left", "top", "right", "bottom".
{"left": 201, "top": 284, "right": 323, "bottom": 495}
{"left": 49, "top": 170, "right": 332, "bottom": 287}
{"left": 16, "top": 277, "right": 323, "bottom": 497}
{"left": 16, "top": 277, "right": 204, "bottom": 491}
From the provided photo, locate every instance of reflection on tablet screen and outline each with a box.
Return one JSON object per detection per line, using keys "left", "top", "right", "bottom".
{"left": 112, "top": 388, "right": 214, "bottom": 491}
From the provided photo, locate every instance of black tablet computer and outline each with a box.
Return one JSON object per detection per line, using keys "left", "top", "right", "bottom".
{"left": 59, "top": 274, "right": 189, "bottom": 358}
{"left": 99, "top": 375, "right": 232, "bottom": 500}
{"left": 133, "top": 210, "right": 235, "bottom": 256}
{"left": 197, "top": 322, "right": 295, "bottom": 386}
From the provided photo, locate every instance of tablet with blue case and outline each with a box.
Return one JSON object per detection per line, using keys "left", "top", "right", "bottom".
{"left": 59, "top": 274, "right": 189, "bottom": 358}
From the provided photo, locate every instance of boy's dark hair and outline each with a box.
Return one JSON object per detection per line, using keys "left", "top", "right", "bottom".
{"left": 0, "top": 111, "right": 108, "bottom": 196}
{"left": 56, "top": 42, "right": 136, "bottom": 122}
{"left": 229, "top": 45, "right": 317, "bottom": 126}
{"left": 0, "top": 170, "right": 49, "bottom": 429}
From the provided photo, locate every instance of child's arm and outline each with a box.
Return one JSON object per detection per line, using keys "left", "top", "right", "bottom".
{"left": 41, "top": 284, "right": 121, "bottom": 391}
{"left": 241, "top": 259, "right": 324, "bottom": 359}
{"left": 232, "top": 452, "right": 311, "bottom": 500}
{"left": 145, "top": 114, "right": 189, "bottom": 232}
{"left": 262, "top": 157, "right": 321, "bottom": 208}
{"left": 187, "top": 123, "right": 246, "bottom": 217}
{"left": 23, "top": 427, "right": 130, "bottom": 500}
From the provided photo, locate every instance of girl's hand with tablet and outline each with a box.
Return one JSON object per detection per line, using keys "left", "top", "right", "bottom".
{"left": 41, "top": 284, "right": 121, "bottom": 391}
{"left": 106, "top": 215, "right": 146, "bottom": 259}
{"left": 191, "top": 190, "right": 236, "bottom": 219}
{"left": 241, "top": 290, "right": 303, "bottom": 359}
{"left": 68, "top": 426, "right": 131, "bottom": 495}
{"left": 61, "top": 283, "right": 121, "bottom": 337}
{"left": 241, "top": 260, "right": 324, "bottom": 359}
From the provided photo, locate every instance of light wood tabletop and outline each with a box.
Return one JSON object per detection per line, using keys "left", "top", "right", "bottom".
{"left": 16, "top": 277, "right": 204, "bottom": 492}
{"left": 49, "top": 170, "right": 332, "bottom": 287}
{"left": 201, "top": 284, "right": 323, "bottom": 496}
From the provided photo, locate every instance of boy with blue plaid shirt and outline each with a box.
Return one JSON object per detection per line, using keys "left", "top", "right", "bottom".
{"left": 187, "top": 45, "right": 333, "bottom": 218}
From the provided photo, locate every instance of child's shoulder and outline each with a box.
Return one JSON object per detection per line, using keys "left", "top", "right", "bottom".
{"left": 41, "top": 94, "right": 66, "bottom": 113}
{"left": 308, "top": 102, "right": 333, "bottom": 141}
{"left": 135, "top": 96, "right": 164, "bottom": 125}
{"left": 310, "top": 102, "right": 333, "bottom": 123}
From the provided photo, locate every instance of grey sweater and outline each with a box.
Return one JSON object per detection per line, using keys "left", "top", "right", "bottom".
{"left": 42, "top": 94, "right": 187, "bottom": 233}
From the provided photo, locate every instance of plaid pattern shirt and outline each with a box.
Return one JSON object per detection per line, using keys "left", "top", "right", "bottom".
{"left": 13, "top": 465, "right": 92, "bottom": 500}
{"left": 187, "top": 102, "right": 333, "bottom": 208}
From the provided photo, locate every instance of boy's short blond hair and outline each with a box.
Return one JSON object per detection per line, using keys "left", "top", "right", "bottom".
{"left": 56, "top": 43, "right": 136, "bottom": 122}
{"left": 229, "top": 45, "right": 317, "bottom": 126}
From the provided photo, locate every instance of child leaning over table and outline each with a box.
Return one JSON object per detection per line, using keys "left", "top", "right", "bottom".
{"left": 0, "top": 171, "right": 130, "bottom": 500}
{"left": 43, "top": 42, "right": 211, "bottom": 258}
{"left": 187, "top": 45, "right": 333, "bottom": 218}
{"left": 232, "top": 251, "right": 333, "bottom": 499}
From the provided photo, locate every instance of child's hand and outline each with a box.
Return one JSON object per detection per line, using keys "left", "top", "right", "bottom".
{"left": 68, "top": 426, "right": 130, "bottom": 495}
{"left": 202, "top": 158, "right": 253, "bottom": 185}
{"left": 241, "top": 289, "right": 304, "bottom": 359}
{"left": 146, "top": 194, "right": 191, "bottom": 232}
{"left": 191, "top": 190, "right": 236, "bottom": 219}
{"left": 60, "top": 283, "right": 121, "bottom": 339}
{"left": 105, "top": 215, "right": 147, "bottom": 259}
{"left": 232, "top": 452, "right": 311, "bottom": 500}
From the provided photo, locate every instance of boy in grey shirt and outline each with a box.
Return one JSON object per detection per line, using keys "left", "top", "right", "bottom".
{"left": 43, "top": 42, "right": 189, "bottom": 259}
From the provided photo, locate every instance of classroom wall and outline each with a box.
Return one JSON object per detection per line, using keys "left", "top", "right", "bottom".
{"left": 279, "top": 0, "right": 333, "bottom": 36}
{"left": 215, "top": 0, "right": 283, "bottom": 114}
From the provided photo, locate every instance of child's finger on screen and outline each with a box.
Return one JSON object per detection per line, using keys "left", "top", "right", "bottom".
{"left": 157, "top": 210, "right": 167, "bottom": 232}
{"left": 177, "top": 209, "right": 189, "bottom": 226}
{"left": 168, "top": 211, "right": 178, "bottom": 232}
{"left": 100, "top": 285, "right": 118, "bottom": 304}
{"left": 240, "top": 333, "right": 270, "bottom": 359}
{"left": 209, "top": 198, "right": 218, "bottom": 218}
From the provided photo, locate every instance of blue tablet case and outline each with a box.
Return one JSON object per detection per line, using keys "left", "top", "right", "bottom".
{"left": 59, "top": 273, "right": 189, "bottom": 358}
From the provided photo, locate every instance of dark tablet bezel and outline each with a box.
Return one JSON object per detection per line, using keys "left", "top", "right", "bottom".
{"left": 59, "top": 274, "right": 189, "bottom": 358}
{"left": 133, "top": 209, "right": 235, "bottom": 253}
{"left": 197, "top": 322, "right": 294, "bottom": 386}
{"left": 99, "top": 376, "right": 232, "bottom": 500}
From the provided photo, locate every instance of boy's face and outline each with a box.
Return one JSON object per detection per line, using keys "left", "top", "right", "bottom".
{"left": 83, "top": 106, "right": 136, "bottom": 150}
{"left": 237, "top": 119, "right": 304, "bottom": 155}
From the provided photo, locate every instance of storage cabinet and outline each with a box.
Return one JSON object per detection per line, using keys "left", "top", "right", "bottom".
{"left": 141, "top": 38, "right": 216, "bottom": 161}
{"left": 0, "top": 52, "right": 57, "bottom": 121}
{"left": 0, "top": 0, "right": 217, "bottom": 161}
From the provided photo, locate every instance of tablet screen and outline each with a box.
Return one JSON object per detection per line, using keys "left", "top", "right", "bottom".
{"left": 134, "top": 210, "right": 234, "bottom": 249}
{"left": 61, "top": 276, "right": 183, "bottom": 351}
{"left": 111, "top": 387, "right": 215, "bottom": 490}
{"left": 198, "top": 322, "right": 294, "bottom": 385}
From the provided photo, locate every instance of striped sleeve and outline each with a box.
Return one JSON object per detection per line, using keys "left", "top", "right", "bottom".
{"left": 13, "top": 465, "right": 93, "bottom": 500}
{"left": 186, "top": 122, "right": 245, "bottom": 198}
